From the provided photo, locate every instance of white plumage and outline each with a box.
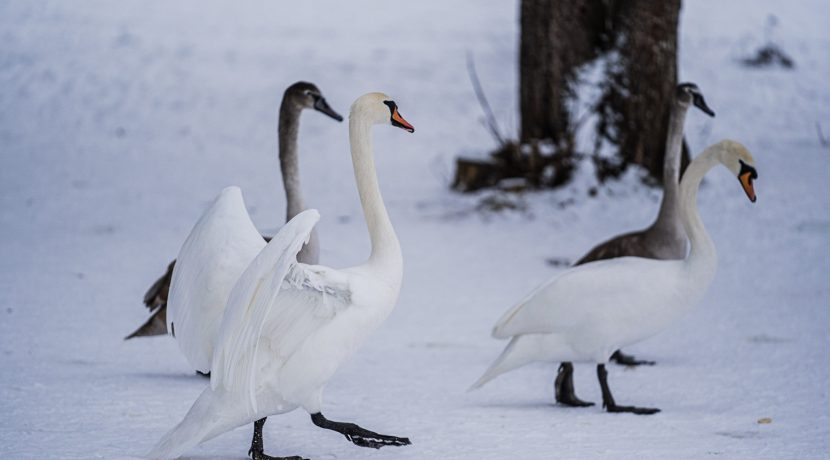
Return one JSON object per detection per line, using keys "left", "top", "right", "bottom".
{"left": 147, "top": 92, "right": 414, "bottom": 459}
{"left": 471, "top": 140, "right": 758, "bottom": 411}
{"left": 472, "top": 258, "right": 703, "bottom": 389}
{"left": 166, "top": 186, "right": 265, "bottom": 373}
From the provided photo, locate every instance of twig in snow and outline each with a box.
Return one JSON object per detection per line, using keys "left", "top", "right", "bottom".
{"left": 817, "top": 122, "right": 829, "bottom": 148}
{"left": 466, "top": 52, "right": 505, "bottom": 147}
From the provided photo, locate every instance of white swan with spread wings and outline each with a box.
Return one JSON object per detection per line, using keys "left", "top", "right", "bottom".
{"left": 147, "top": 92, "right": 415, "bottom": 460}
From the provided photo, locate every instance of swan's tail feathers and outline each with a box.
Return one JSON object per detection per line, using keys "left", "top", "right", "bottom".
{"left": 468, "top": 336, "right": 537, "bottom": 392}
{"left": 145, "top": 389, "right": 219, "bottom": 460}
{"left": 492, "top": 298, "right": 531, "bottom": 339}
{"left": 125, "top": 306, "right": 168, "bottom": 339}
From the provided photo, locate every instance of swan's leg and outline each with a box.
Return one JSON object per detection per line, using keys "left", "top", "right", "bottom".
{"left": 248, "top": 418, "right": 308, "bottom": 460}
{"left": 596, "top": 364, "right": 660, "bottom": 415}
{"left": 610, "top": 350, "right": 655, "bottom": 366}
{"left": 310, "top": 413, "right": 410, "bottom": 449}
{"left": 196, "top": 370, "right": 211, "bottom": 378}
{"left": 554, "top": 362, "right": 594, "bottom": 407}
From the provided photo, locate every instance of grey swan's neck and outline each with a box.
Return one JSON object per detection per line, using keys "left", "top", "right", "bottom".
{"left": 648, "top": 100, "right": 690, "bottom": 249}
{"left": 279, "top": 97, "right": 319, "bottom": 265}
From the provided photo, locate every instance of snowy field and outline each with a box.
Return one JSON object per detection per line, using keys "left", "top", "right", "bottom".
{"left": 2, "top": 1, "right": 829, "bottom": 458}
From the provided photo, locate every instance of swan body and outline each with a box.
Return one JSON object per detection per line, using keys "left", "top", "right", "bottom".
{"left": 471, "top": 140, "right": 758, "bottom": 412}
{"left": 127, "top": 82, "right": 341, "bottom": 340}
{"left": 147, "top": 92, "right": 414, "bottom": 459}
{"left": 566, "top": 83, "right": 714, "bottom": 370}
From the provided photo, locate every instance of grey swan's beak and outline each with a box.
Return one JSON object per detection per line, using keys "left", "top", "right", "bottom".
{"left": 693, "top": 93, "right": 715, "bottom": 117}
{"left": 313, "top": 96, "right": 344, "bottom": 122}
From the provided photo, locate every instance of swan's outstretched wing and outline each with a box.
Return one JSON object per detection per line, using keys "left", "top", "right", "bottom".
{"left": 167, "top": 186, "right": 266, "bottom": 372}
{"left": 211, "top": 209, "right": 353, "bottom": 413}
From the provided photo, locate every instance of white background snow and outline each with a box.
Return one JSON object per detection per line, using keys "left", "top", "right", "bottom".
{"left": 1, "top": 1, "right": 829, "bottom": 458}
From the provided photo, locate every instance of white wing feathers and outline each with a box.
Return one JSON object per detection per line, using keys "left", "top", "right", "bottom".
{"left": 167, "top": 186, "right": 265, "bottom": 372}
{"left": 492, "top": 258, "right": 673, "bottom": 339}
{"left": 210, "top": 209, "right": 322, "bottom": 413}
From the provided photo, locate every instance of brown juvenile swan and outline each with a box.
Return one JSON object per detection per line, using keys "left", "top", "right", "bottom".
{"left": 126, "top": 82, "right": 342, "bottom": 340}
{"left": 555, "top": 83, "right": 715, "bottom": 407}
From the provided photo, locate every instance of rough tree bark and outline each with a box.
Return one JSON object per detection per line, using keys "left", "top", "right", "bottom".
{"left": 453, "top": 0, "right": 685, "bottom": 193}
{"left": 519, "top": 0, "right": 604, "bottom": 145}
{"left": 593, "top": 0, "right": 684, "bottom": 180}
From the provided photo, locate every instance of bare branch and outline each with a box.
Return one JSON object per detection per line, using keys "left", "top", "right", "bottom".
{"left": 817, "top": 122, "right": 829, "bottom": 148}
{"left": 466, "top": 52, "right": 505, "bottom": 147}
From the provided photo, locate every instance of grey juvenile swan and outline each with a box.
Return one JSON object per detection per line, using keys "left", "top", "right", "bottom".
{"left": 126, "top": 82, "right": 342, "bottom": 340}
{"left": 555, "top": 83, "right": 714, "bottom": 407}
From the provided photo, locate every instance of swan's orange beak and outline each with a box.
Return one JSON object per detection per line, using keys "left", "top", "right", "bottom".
{"left": 391, "top": 108, "right": 415, "bottom": 133}
{"left": 739, "top": 171, "right": 756, "bottom": 203}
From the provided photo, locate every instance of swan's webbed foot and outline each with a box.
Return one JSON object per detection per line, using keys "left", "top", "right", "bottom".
{"left": 604, "top": 403, "right": 661, "bottom": 415}
{"left": 596, "top": 364, "right": 660, "bottom": 415}
{"left": 196, "top": 370, "right": 211, "bottom": 378}
{"left": 248, "top": 417, "right": 308, "bottom": 460}
{"left": 310, "top": 413, "right": 411, "bottom": 449}
{"left": 554, "top": 362, "right": 595, "bottom": 407}
{"left": 610, "top": 350, "right": 655, "bottom": 367}
{"left": 249, "top": 450, "right": 307, "bottom": 460}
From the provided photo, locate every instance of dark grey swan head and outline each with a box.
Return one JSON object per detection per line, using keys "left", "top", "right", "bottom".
{"left": 284, "top": 81, "right": 343, "bottom": 122}
{"left": 676, "top": 82, "right": 715, "bottom": 117}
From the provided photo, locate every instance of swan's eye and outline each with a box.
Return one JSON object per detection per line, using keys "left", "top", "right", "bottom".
{"left": 738, "top": 160, "right": 758, "bottom": 180}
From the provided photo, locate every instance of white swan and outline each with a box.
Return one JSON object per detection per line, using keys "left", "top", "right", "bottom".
{"left": 555, "top": 83, "right": 715, "bottom": 404}
{"left": 470, "top": 140, "right": 758, "bottom": 414}
{"left": 146, "top": 92, "right": 415, "bottom": 459}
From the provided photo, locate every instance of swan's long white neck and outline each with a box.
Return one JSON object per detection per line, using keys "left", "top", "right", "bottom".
{"left": 349, "top": 113, "right": 402, "bottom": 274}
{"left": 653, "top": 101, "right": 689, "bottom": 235}
{"left": 679, "top": 145, "right": 720, "bottom": 276}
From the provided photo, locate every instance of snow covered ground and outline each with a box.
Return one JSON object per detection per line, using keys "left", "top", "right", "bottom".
{"left": 1, "top": 1, "right": 829, "bottom": 458}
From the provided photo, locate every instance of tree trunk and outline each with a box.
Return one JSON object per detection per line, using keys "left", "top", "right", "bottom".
{"left": 594, "top": 0, "right": 682, "bottom": 180}
{"left": 520, "top": 0, "right": 682, "bottom": 183}
{"left": 519, "top": 0, "right": 606, "bottom": 146}
{"left": 452, "top": 0, "right": 683, "bottom": 193}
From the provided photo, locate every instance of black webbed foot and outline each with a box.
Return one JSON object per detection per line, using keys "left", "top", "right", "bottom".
{"left": 597, "top": 364, "right": 659, "bottom": 416}
{"left": 343, "top": 427, "right": 411, "bottom": 449}
{"left": 610, "top": 350, "right": 655, "bottom": 367}
{"left": 310, "top": 413, "right": 411, "bottom": 449}
{"left": 248, "top": 417, "right": 308, "bottom": 460}
{"left": 554, "top": 362, "right": 595, "bottom": 407}
{"left": 557, "top": 393, "right": 595, "bottom": 407}
{"left": 248, "top": 449, "right": 307, "bottom": 460}
{"left": 604, "top": 403, "right": 660, "bottom": 415}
